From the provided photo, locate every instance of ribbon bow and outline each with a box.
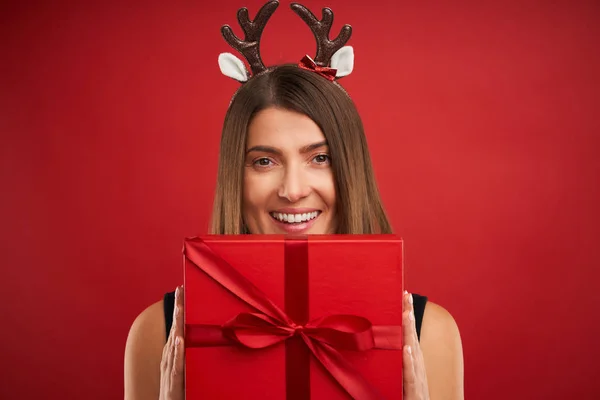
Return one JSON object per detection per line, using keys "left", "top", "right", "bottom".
{"left": 221, "top": 312, "right": 378, "bottom": 351}
{"left": 298, "top": 55, "right": 338, "bottom": 81}
{"left": 184, "top": 239, "right": 402, "bottom": 400}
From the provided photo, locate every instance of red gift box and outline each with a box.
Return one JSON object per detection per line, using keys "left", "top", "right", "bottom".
{"left": 183, "top": 234, "right": 404, "bottom": 400}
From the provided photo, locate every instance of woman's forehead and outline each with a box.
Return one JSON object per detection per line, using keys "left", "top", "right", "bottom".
{"left": 246, "top": 108, "right": 326, "bottom": 148}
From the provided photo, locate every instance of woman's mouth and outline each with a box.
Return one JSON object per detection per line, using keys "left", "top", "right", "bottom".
{"left": 269, "top": 211, "right": 320, "bottom": 224}
{"left": 268, "top": 210, "right": 321, "bottom": 233}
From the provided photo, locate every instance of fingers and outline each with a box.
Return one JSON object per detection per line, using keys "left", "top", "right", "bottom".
{"left": 175, "top": 285, "right": 184, "bottom": 341}
{"left": 165, "top": 287, "right": 178, "bottom": 374}
{"left": 171, "top": 335, "right": 185, "bottom": 391}
{"left": 403, "top": 291, "right": 417, "bottom": 351}
{"left": 162, "top": 286, "right": 184, "bottom": 374}
{"left": 170, "top": 286, "right": 185, "bottom": 397}
{"left": 403, "top": 344, "right": 417, "bottom": 397}
{"left": 161, "top": 290, "right": 177, "bottom": 373}
{"left": 403, "top": 291, "right": 420, "bottom": 398}
{"left": 160, "top": 286, "right": 186, "bottom": 399}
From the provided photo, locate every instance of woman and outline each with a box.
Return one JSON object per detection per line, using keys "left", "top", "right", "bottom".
{"left": 124, "top": 2, "right": 464, "bottom": 399}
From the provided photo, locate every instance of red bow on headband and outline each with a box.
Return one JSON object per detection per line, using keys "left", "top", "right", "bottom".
{"left": 298, "top": 55, "right": 337, "bottom": 81}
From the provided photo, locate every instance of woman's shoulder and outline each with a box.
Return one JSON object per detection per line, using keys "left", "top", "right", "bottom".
{"left": 127, "top": 299, "right": 167, "bottom": 341}
{"left": 420, "top": 299, "right": 461, "bottom": 343}
{"left": 419, "top": 299, "right": 464, "bottom": 398}
{"left": 124, "top": 298, "right": 166, "bottom": 362}
{"left": 124, "top": 297, "right": 167, "bottom": 399}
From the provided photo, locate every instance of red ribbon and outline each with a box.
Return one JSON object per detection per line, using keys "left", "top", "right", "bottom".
{"left": 298, "top": 55, "right": 338, "bottom": 81}
{"left": 184, "top": 237, "right": 402, "bottom": 400}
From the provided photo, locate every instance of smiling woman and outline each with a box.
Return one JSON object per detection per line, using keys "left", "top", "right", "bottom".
{"left": 124, "top": 1, "right": 463, "bottom": 400}
{"left": 243, "top": 107, "right": 338, "bottom": 235}
{"left": 210, "top": 64, "right": 392, "bottom": 236}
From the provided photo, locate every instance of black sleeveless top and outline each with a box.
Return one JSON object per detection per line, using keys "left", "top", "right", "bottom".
{"left": 163, "top": 291, "right": 428, "bottom": 342}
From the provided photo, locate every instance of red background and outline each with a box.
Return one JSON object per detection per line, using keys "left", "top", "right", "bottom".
{"left": 1, "top": 0, "right": 599, "bottom": 399}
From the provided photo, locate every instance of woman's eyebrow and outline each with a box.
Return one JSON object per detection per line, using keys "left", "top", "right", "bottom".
{"left": 246, "top": 145, "right": 281, "bottom": 155}
{"left": 246, "top": 140, "right": 328, "bottom": 155}
{"left": 300, "top": 140, "right": 328, "bottom": 153}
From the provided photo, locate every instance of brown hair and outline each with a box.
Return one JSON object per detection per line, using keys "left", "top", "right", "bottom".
{"left": 210, "top": 65, "right": 392, "bottom": 235}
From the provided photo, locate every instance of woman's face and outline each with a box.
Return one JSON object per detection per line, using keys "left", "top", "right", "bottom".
{"left": 242, "top": 107, "right": 337, "bottom": 234}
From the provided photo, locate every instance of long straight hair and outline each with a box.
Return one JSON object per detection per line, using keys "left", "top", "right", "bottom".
{"left": 210, "top": 65, "right": 392, "bottom": 235}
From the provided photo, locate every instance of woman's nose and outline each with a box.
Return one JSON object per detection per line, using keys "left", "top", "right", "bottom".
{"left": 277, "top": 166, "right": 310, "bottom": 203}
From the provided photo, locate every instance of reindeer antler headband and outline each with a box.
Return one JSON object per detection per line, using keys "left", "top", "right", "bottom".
{"left": 218, "top": 0, "right": 354, "bottom": 83}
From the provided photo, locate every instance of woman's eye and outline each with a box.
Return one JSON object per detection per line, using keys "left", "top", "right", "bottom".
{"left": 253, "top": 157, "right": 273, "bottom": 167}
{"left": 313, "top": 154, "right": 331, "bottom": 164}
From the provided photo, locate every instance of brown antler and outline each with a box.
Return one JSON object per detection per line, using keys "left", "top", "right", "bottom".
{"left": 290, "top": 3, "right": 352, "bottom": 67}
{"left": 221, "top": 0, "right": 279, "bottom": 75}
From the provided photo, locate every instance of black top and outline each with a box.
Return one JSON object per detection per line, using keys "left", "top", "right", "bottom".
{"left": 163, "top": 291, "right": 428, "bottom": 342}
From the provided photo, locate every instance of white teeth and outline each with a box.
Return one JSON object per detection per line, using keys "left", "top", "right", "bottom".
{"left": 271, "top": 211, "right": 320, "bottom": 224}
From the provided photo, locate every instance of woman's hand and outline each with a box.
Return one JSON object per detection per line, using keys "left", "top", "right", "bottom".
{"left": 403, "top": 291, "right": 430, "bottom": 400}
{"left": 159, "top": 285, "right": 185, "bottom": 400}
